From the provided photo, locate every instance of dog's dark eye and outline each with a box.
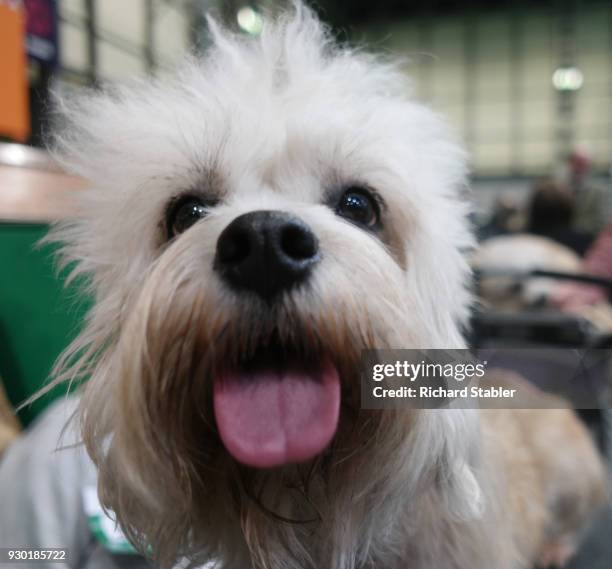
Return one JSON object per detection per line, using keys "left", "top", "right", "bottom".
{"left": 336, "top": 188, "right": 380, "bottom": 228}
{"left": 167, "top": 196, "right": 208, "bottom": 238}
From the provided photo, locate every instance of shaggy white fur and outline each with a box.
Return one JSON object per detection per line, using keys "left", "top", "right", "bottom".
{"left": 40, "top": 3, "right": 604, "bottom": 569}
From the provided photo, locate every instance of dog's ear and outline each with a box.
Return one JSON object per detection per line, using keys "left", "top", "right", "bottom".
{"left": 439, "top": 459, "right": 484, "bottom": 522}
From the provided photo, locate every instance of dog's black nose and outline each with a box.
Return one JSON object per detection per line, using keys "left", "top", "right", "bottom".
{"left": 214, "top": 210, "right": 320, "bottom": 300}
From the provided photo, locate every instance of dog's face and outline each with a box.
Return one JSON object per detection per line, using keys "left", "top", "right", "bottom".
{"left": 52, "top": 6, "right": 479, "bottom": 568}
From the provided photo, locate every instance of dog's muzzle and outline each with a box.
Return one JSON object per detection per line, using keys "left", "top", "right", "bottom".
{"left": 211, "top": 211, "right": 341, "bottom": 469}
{"left": 214, "top": 210, "right": 320, "bottom": 300}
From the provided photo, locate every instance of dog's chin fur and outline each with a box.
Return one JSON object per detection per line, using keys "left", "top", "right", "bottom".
{"left": 42, "top": 3, "right": 605, "bottom": 569}
{"left": 74, "top": 220, "right": 485, "bottom": 569}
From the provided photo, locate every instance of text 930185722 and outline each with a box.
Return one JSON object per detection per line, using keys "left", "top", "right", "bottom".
{"left": 0, "top": 549, "right": 69, "bottom": 563}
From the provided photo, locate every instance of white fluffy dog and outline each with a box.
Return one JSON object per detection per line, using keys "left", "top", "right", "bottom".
{"left": 47, "top": 4, "right": 605, "bottom": 568}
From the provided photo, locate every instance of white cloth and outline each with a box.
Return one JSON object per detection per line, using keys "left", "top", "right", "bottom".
{"left": 0, "top": 396, "right": 150, "bottom": 569}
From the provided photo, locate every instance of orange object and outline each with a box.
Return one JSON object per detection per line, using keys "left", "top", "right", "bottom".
{"left": 0, "top": 1, "right": 30, "bottom": 142}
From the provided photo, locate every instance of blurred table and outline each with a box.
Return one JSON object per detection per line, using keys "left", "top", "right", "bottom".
{"left": 0, "top": 143, "right": 85, "bottom": 222}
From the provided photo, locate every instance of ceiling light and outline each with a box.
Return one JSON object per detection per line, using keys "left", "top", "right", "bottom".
{"left": 237, "top": 6, "right": 263, "bottom": 35}
{"left": 552, "top": 67, "right": 584, "bottom": 91}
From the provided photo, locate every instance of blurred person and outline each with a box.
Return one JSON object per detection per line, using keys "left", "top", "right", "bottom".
{"left": 478, "top": 194, "right": 523, "bottom": 240}
{"left": 526, "top": 178, "right": 593, "bottom": 256}
{"left": 552, "top": 221, "right": 612, "bottom": 312}
{"left": 566, "top": 148, "right": 606, "bottom": 235}
{"left": 0, "top": 394, "right": 152, "bottom": 569}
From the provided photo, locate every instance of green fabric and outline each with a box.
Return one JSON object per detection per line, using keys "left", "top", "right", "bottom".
{"left": 0, "top": 223, "right": 89, "bottom": 425}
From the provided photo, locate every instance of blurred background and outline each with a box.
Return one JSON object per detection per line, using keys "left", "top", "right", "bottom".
{"left": 3, "top": 1, "right": 612, "bottom": 200}
{"left": 1, "top": 0, "right": 612, "bottom": 418}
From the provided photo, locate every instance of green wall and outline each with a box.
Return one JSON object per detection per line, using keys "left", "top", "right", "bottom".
{"left": 0, "top": 223, "right": 89, "bottom": 425}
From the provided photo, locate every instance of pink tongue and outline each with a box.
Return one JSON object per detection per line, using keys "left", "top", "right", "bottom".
{"left": 213, "top": 362, "right": 340, "bottom": 468}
